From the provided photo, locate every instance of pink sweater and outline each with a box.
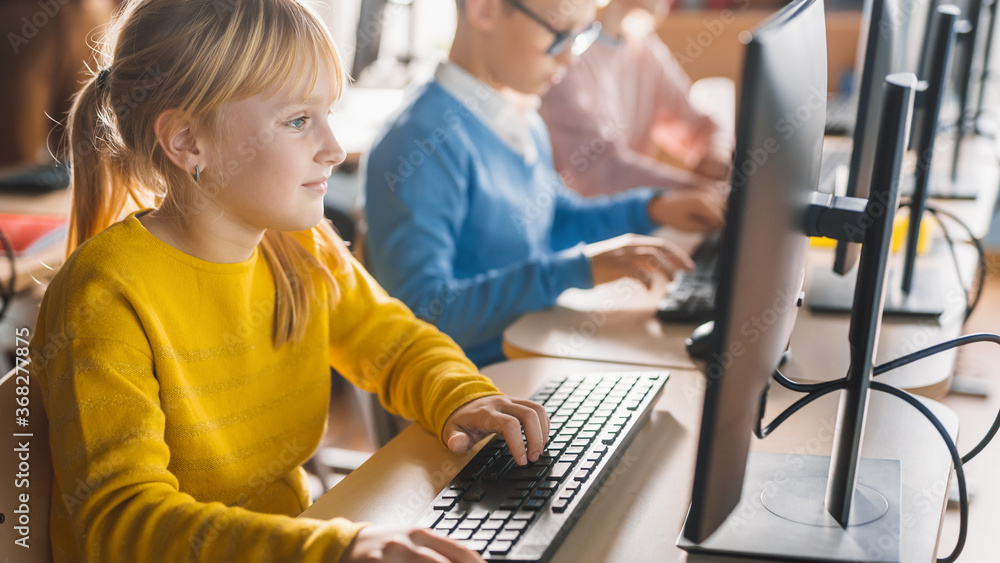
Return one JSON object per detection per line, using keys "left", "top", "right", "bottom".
{"left": 540, "top": 31, "right": 723, "bottom": 196}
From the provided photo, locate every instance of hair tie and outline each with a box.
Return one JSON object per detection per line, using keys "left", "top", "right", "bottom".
{"left": 96, "top": 68, "right": 110, "bottom": 90}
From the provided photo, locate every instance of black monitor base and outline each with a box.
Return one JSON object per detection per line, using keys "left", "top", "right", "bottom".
{"left": 805, "top": 260, "right": 952, "bottom": 318}
{"left": 678, "top": 452, "right": 901, "bottom": 562}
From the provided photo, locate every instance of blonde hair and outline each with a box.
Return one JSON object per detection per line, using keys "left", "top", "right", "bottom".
{"left": 65, "top": 0, "right": 349, "bottom": 348}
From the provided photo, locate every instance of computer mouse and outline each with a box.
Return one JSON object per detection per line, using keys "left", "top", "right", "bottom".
{"left": 685, "top": 321, "right": 715, "bottom": 362}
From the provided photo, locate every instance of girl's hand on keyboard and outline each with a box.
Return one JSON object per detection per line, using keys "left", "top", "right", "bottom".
{"left": 585, "top": 234, "right": 694, "bottom": 289}
{"left": 442, "top": 395, "right": 550, "bottom": 466}
{"left": 341, "top": 526, "right": 484, "bottom": 562}
{"left": 648, "top": 187, "right": 727, "bottom": 232}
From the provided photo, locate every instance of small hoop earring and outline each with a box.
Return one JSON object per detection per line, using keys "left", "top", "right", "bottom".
{"left": 193, "top": 165, "right": 201, "bottom": 183}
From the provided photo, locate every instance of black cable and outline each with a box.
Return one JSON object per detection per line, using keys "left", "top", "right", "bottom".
{"left": 0, "top": 224, "right": 15, "bottom": 324}
{"left": 926, "top": 207, "right": 971, "bottom": 319}
{"left": 875, "top": 332, "right": 1000, "bottom": 464}
{"left": 896, "top": 201, "right": 987, "bottom": 320}
{"left": 869, "top": 381, "right": 967, "bottom": 563}
{"left": 925, "top": 204, "right": 988, "bottom": 318}
{"left": 772, "top": 367, "right": 840, "bottom": 393}
{"left": 755, "top": 378, "right": 847, "bottom": 439}
{"left": 874, "top": 333, "right": 1000, "bottom": 375}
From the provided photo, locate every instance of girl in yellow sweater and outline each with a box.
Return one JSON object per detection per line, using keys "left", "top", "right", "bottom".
{"left": 28, "top": 0, "right": 548, "bottom": 561}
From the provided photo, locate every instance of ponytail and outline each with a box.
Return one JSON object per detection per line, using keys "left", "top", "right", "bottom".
{"left": 65, "top": 69, "right": 153, "bottom": 255}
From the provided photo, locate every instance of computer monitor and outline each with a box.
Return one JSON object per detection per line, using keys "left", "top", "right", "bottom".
{"left": 833, "top": 0, "right": 900, "bottom": 275}
{"left": 677, "top": 0, "right": 918, "bottom": 557}
{"left": 901, "top": 6, "right": 960, "bottom": 294}
{"left": 807, "top": 5, "right": 960, "bottom": 318}
{"left": 910, "top": 0, "right": 977, "bottom": 197}
{"left": 680, "top": 0, "right": 827, "bottom": 542}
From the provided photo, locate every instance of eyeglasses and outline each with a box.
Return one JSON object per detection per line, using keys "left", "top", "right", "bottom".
{"left": 503, "top": 0, "right": 602, "bottom": 56}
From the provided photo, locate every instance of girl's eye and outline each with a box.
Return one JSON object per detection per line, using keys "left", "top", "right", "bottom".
{"left": 289, "top": 116, "right": 309, "bottom": 129}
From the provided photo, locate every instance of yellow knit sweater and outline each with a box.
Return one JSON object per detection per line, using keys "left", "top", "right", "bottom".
{"left": 29, "top": 210, "right": 502, "bottom": 562}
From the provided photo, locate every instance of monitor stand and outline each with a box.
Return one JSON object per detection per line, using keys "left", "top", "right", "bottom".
{"left": 678, "top": 452, "right": 902, "bottom": 562}
{"left": 805, "top": 261, "right": 949, "bottom": 318}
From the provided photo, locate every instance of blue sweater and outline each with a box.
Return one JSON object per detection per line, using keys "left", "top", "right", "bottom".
{"left": 365, "top": 80, "right": 658, "bottom": 366}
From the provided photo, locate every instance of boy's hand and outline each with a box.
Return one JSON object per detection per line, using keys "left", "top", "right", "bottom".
{"left": 585, "top": 234, "right": 694, "bottom": 290}
{"left": 648, "top": 188, "right": 727, "bottom": 233}
{"left": 692, "top": 149, "right": 733, "bottom": 181}
{"left": 341, "top": 526, "right": 484, "bottom": 562}
{"left": 442, "top": 395, "right": 549, "bottom": 466}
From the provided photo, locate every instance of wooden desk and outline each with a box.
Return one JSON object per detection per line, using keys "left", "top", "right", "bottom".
{"left": 504, "top": 242, "right": 975, "bottom": 398}
{"left": 302, "top": 358, "right": 958, "bottom": 562}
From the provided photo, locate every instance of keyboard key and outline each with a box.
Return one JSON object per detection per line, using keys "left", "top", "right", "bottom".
{"left": 504, "top": 465, "right": 550, "bottom": 481}
{"left": 523, "top": 499, "right": 546, "bottom": 510}
{"left": 506, "top": 489, "right": 529, "bottom": 500}
{"left": 491, "top": 510, "right": 512, "bottom": 520}
{"left": 462, "top": 540, "right": 489, "bottom": 553}
{"left": 472, "top": 530, "right": 497, "bottom": 541}
{"left": 511, "top": 510, "right": 536, "bottom": 521}
{"left": 552, "top": 498, "right": 570, "bottom": 513}
{"left": 499, "top": 499, "right": 522, "bottom": 510}
{"left": 449, "top": 480, "right": 472, "bottom": 491}
{"left": 456, "top": 464, "right": 487, "bottom": 481}
{"left": 503, "top": 520, "right": 528, "bottom": 531}
{"left": 496, "top": 530, "right": 520, "bottom": 541}
{"left": 467, "top": 510, "right": 489, "bottom": 521}
{"left": 462, "top": 488, "right": 486, "bottom": 502}
{"left": 435, "top": 519, "right": 460, "bottom": 532}
{"left": 433, "top": 498, "right": 456, "bottom": 510}
{"left": 484, "top": 458, "right": 514, "bottom": 481}
{"left": 549, "top": 462, "right": 573, "bottom": 480}
{"left": 488, "top": 540, "right": 514, "bottom": 555}
{"left": 457, "top": 520, "right": 480, "bottom": 530}
{"left": 450, "top": 529, "right": 473, "bottom": 541}
{"left": 481, "top": 519, "right": 505, "bottom": 530}
{"left": 531, "top": 489, "right": 553, "bottom": 499}
{"left": 537, "top": 480, "right": 559, "bottom": 490}
{"left": 440, "top": 490, "right": 461, "bottom": 499}
{"left": 573, "top": 469, "right": 591, "bottom": 482}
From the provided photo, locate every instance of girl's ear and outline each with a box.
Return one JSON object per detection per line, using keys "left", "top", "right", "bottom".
{"left": 154, "top": 109, "right": 204, "bottom": 177}
{"left": 464, "top": 0, "right": 501, "bottom": 31}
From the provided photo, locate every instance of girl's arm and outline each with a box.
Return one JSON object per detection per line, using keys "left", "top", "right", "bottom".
{"left": 325, "top": 250, "right": 506, "bottom": 438}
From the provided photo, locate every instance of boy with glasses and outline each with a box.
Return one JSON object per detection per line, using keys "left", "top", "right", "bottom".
{"left": 365, "top": 0, "right": 726, "bottom": 366}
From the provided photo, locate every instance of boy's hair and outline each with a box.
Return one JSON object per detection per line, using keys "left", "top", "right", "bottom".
{"left": 65, "top": 0, "right": 349, "bottom": 348}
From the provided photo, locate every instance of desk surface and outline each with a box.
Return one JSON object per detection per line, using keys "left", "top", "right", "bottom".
{"left": 504, "top": 245, "right": 971, "bottom": 398}
{"left": 302, "top": 358, "right": 958, "bottom": 562}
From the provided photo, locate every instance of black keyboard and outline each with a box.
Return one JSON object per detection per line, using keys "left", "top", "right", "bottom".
{"left": 655, "top": 233, "right": 721, "bottom": 323}
{"left": 416, "top": 371, "right": 668, "bottom": 562}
